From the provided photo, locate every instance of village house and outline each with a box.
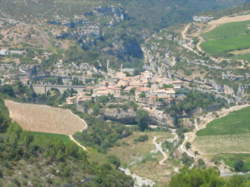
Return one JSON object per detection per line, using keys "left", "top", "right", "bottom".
{"left": 0, "top": 49, "right": 8, "bottom": 56}
{"left": 65, "top": 69, "right": 184, "bottom": 108}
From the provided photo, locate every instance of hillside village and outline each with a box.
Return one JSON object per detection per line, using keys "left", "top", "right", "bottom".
{"left": 66, "top": 70, "right": 183, "bottom": 107}
{"left": 3, "top": 1, "right": 250, "bottom": 186}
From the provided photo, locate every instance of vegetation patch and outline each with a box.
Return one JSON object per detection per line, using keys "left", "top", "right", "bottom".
{"left": 195, "top": 106, "right": 250, "bottom": 171}
{"left": 201, "top": 20, "right": 250, "bottom": 61}
{"left": 197, "top": 106, "right": 250, "bottom": 136}
{"left": 109, "top": 131, "right": 176, "bottom": 185}
{"left": 0, "top": 96, "right": 134, "bottom": 186}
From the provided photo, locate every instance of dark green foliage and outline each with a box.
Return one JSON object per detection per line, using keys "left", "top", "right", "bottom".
{"left": 169, "top": 168, "right": 224, "bottom": 187}
{"left": 197, "top": 159, "right": 206, "bottom": 169}
{"left": 107, "top": 155, "right": 121, "bottom": 169}
{"left": 1, "top": 122, "right": 86, "bottom": 162}
{"left": 185, "top": 142, "right": 191, "bottom": 150}
{"left": 0, "top": 83, "right": 78, "bottom": 106}
{"left": 0, "top": 83, "right": 36, "bottom": 102}
{"left": 0, "top": 85, "right": 15, "bottom": 97}
{"left": 74, "top": 116, "right": 132, "bottom": 152}
{"left": 181, "top": 153, "right": 194, "bottom": 167}
{"left": 165, "top": 90, "right": 227, "bottom": 128}
{"left": 169, "top": 90, "right": 226, "bottom": 116}
{"left": 234, "top": 160, "right": 245, "bottom": 172}
{"left": 0, "top": 98, "right": 9, "bottom": 132}
{"left": 169, "top": 168, "right": 250, "bottom": 187}
{"left": 134, "top": 135, "right": 149, "bottom": 143}
{"left": 136, "top": 110, "right": 150, "bottom": 131}
{"left": 0, "top": 96, "right": 133, "bottom": 186}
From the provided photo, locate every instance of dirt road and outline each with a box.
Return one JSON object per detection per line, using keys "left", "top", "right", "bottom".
{"left": 153, "top": 136, "right": 168, "bottom": 165}
{"left": 69, "top": 135, "right": 87, "bottom": 151}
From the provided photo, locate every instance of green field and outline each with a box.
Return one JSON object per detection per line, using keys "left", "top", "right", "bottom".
{"left": 201, "top": 20, "right": 250, "bottom": 60}
{"left": 27, "top": 131, "right": 71, "bottom": 146}
{"left": 195, "top": 107, "right": 250, "bottom": 170}
{"left": 197, "top": 106, "right": 250, "bottom": 136}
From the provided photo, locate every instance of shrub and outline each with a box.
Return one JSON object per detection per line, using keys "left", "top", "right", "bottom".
{"left": 134, "top": 135, "right": 149, "bottom": 143}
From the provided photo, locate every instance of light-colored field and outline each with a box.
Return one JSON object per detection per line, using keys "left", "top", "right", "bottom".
{"left": 5, "top": 100, "right": 87, "bottom": 135}
{"left": 194, "top": 134, "right": 250, "bottom": 156}
{"left": 207, "top": 14, "right": 250, "bottom": 32}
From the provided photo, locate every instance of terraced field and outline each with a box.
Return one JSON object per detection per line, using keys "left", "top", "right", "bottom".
{"left": 201, "top": 20, "right": 250, "bottom": 61}
{"left": 194, "top": 106, "right": 250, "bottom": 170}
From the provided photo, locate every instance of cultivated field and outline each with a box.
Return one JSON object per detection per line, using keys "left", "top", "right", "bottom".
{"left": 201, "top": 20, "right": 250, "bottom": 58}
{"left": 207, "top": 14, "right": 250, "bottom": 32}
{"left": 197, "top": 106, "right": 250, "bottom": 136}
{"left": 194, "top": 106, "right": 250, "bottom": 169}
{"left": 5, "top": 100, "right": 87, "bottom": 135}
{"left": 194, "top": 133, "right": 250, "bottom": 155}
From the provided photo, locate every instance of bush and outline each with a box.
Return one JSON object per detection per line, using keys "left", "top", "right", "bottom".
{"left": 136, "top": 110, "right": 150, "bottom": 131}
{"left": 134, "top": 135, "right": 149, "bottom": 143}
{"left": 169, "top": 168, "right": 223, "bottom": 187}
{"left": 234, "top": 160, "right": 245, "bottom": 172}
{"left": 108, "top": 155, "right": 121, "bottom": 169}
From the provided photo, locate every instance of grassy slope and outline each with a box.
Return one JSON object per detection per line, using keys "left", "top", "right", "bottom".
{"left": 27, "top": 131, "right": 70, "bottom": 145}
{"left": 201, "top": 20, "right": 250, "bottom": 58}
{"left": 197, "top": 106, "right": 250, "bottom": 136}
{"left": 195, "top": 107, "right": 250, "bottom": 170}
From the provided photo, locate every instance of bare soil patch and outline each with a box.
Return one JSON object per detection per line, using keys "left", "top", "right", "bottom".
{"left": 202, "top": 14, "right": 250, "bottom": 34}
{"left": 230, "top": 48, "right": 250, "bottom": 55}
{"left": 5, "top": 100, "right": 86, "bottom": 135}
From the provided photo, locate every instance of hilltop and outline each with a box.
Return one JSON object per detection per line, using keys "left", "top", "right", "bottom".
{"left": 0, "top": 0, "right": 249, "bottom": 70}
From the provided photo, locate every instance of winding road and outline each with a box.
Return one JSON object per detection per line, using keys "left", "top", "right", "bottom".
{"left": 68, "top": 111, "right": 88, "bottom": 151}
{"left": 153, "top": 136, "right": 168, "bottom": 165}
{"left": 153, "top": 129, "right": 179, "bottom": 166}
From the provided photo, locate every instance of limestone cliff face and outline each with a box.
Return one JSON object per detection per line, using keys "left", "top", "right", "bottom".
{"left": 101, "top": 107, "right": 176, "bottom": 127}
{"left": 102, "top": 108, "right": 137, "bottom": 124}
{"left": 142, "top": 31, "right": 178, "bottom": 74}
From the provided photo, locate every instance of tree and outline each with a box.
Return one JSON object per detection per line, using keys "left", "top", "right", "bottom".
{"left": 108, "top": 155, "right": 121, "bottom": 169}
{"left": 129, "top": 88, "right": 136, "bottom": 96}
{"left": 169, "top": 168, "right": 224, "bottom": 187}
{"left": 136, "top": 110, "right": 149, "bottom": 131}
{"left": 234, "top": 160, "right": 244, "bottom": 172}
{"left": 0, "top": 85, "right": 15, "bottom": 97}
{"left": 139, "top": 92, "right": 146, "bottom": 98}
{"left": 185, "top": 142, "right": 191, "bottom": 150}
